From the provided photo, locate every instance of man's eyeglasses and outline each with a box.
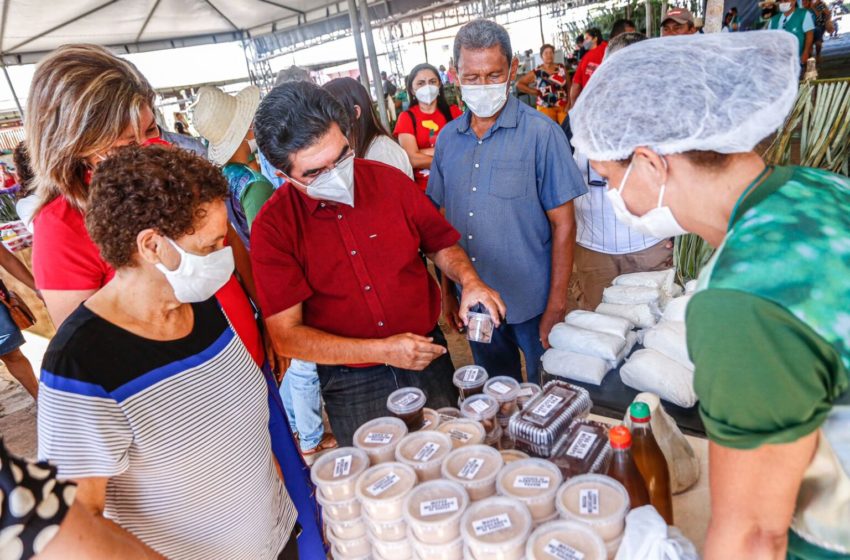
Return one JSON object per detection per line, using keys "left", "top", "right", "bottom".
{"left": 284, "top": 148, "right": 354, "bottom": 188}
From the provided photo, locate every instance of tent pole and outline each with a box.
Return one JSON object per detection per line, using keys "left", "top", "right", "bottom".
{"left": 347, "top": 0, "right": 371, "bottom": 91}
{"left": 538, "top": 2, "right": 545, "bottom": 44}
{"left": 703, "top": 0, "right": 724, "bottom": 32}
{"left": 2, "top": 64, "right": 23, "bottom": 123}
{"left": 421, "top": 18, "right": 428, "bottom": 63}
{"left": 358, "top": 0, "right": 389, "bottom": 128}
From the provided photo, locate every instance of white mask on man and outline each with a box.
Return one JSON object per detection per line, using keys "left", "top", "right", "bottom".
{"left": 286, "top": 153, "right": 356, "bottom": 207}
{"left": 461, "top": 81, "right": 509, "bottom": 118}
{"left": 604, "top": 160, "right": 688, "bottom": 239}
{"left": 156, "top": 238, "right": 234, "bottom": 303}
{"left": 415, "top": 84, "right": 440, "bottom": 104}
{"left": 778, "top": 2, "right": 793, "bottom": 11}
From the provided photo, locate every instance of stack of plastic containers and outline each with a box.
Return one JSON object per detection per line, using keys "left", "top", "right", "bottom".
{"left": 311, "top": 448, "right": 371, "bottom": 559}
{"left": 507, "top": 380, "right": 592, "bottom": 457}
{"left": 460, "top": 496, "right": 532, "bottom": 560}
{"left": 386, "top": 387, "right": 427, "bottom": 432}
{"left": 442, "top": 444, "right": 504, "bottom": 501}
{"left": 460, "top": 393, "right": 501, "bottom": 447}
{"left": 353, "top": 416, "right": 408, "bottom": 465}
{"left": 453, "top": 365, "right": 489, "bottom": 406}
{"left": 483, "top": 376, "right": 521, "bottom": 430}
{"left": 496, "top": 457, "right": 564, "bottom": 527}
{"left": 355, "top": 462, "right": 418, "bottom": 560}
{"left": 403, "top": 480, "right": 469, "bottom": 560}
{"left": 394, "top": 430, "right": 453, "bottom": 482}
{"left": 526, "top": 520, "right": 607, "bottom": 560}
{"left": 556, "top": 474, "right": 631, "bottom": 559}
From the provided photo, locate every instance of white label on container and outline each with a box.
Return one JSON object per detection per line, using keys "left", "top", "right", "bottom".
{"left": 463, "top": 367, "right": 482, "bottom": 382}
{"left": 364, "top": 432, "right": 394, "bottom": 445}
{"left": 367, "top": 472, "right": 401, "bottom": 496}
{"left": 419, "top": 497, "right": 459, "bottom": 517}
{"left": 517, "top": 388, "right": 534, "bottom": 398}
{"left": 544, "top": 539, "right": 585, "bottom": 560}
{"left": 489, "top": 381, "right": 511, "bottom": 395}
{"left": 333, "top": 455, "right": 352, "bottom": 478}
{"left": 472, "top": 513, "right": 512, "bottom": 536}
{"left": 448, "top": 429, "right": 472, "bottom": 442}
{"left": 514, "top": 475, "right": 551, "bottom": 489}
{"left": 580, "top": 488, "right": 600, "bottom": 515}
{"left": 531, "top": 394, "right": 565, "bottom": 417}
{"left": 458, "top": 457, "right": 484, "bottom": 479}
{"left": 413, "top": 442, "right": 441, "bottom": 462}
{"left": 566, "top": 431, "right": 598, "bottom": 460}
{"left": 468, "top": 399, "right": 491, "bottom": 414}
{"left": 394, "top": 392, "right": 419, "bottom": 408}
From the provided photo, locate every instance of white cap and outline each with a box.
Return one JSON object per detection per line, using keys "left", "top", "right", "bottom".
{"left": 191, "top": 85, "right": 260, "bottom": 165}
{"left": 570, "top": 31, "right": 799, "bottom": 161}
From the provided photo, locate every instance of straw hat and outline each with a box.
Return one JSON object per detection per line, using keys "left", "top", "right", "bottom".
{"left": 192, "top": 85, "right": 260, "bottom": 166}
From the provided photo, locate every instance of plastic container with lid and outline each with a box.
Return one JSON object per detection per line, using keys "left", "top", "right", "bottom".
{"left": 317, "top": 492, "right": 361, "bottom": 522}
{"left": 507, "top": 380, "right": 592, "bottom": 457}
{"left": 355, "top": 461, "right": 418, "bottom": 521}
{"left": 437, "top": 406, "right": 462, "bottom": 421}
{"left": 395, "top": 430, "right": 453, "bottom": 482}
{"left": 499, "top": 449, "right": 529, "bottom": 464}
{"left": 363, "top": 514, "right": 407, "bottom": 541}
{"left": 550, "top": 419, "right": 612, "bottom": 479}
{"left": 516, "top": 382, "right": 542, "bottom": 410}
{"left": 453, "top": 365, "right": 489, "bottom": 401}
{"left": 556, "top": 474, "right": 630, "bottom": 541}
{"left": 370, "top": 533, "right": 413, "bottom": 559}
{"left": 437, "top": 418, "right": 486, "bottom": 449}
{"left": 410, "top": 531, "right": 464, "bottom": 560}
{"left": 467, "top": 312, "right": 494, "bottom": 343}
{"left": 483, "top": 423, "right": 502, "bottom": 449}
{"left": 460, "top": 393, "right": 500, "bottom": 437}
{"left": 310, "top": 447, "right": 370, "bottom": 501}
{"left": 328, "top": 533, "right": 372, "bottom": 558}
{"left": 442, "top": 444, "right": 504, "bottom": 501}
{"left": 326, "top": 515, "right": 367, "bottom": 540}
{"left": 460, "top": 496, "right": 532, "bottom": 560}
{"left": 387, "top": 387, "right": 427, "bottom": 432}
{"left": 483, "top": 376, "right": 521, "bottom": 429}
{"left": 495, "top": 458, "right": 564, "bottom": 521}
{"left": 421, "top": 407, "right": 441, "bottom": 431}
{"left": 526, "top": 519, "right": 607, "bottom": 560}
{"left": 353, "top": 416, "right": 409, "bottom": 465}
{"left": 403, "top": 479, "right": 469, "bottom": 545}
{"left": 606, "top": 532, "right": 624, "bottom": 559}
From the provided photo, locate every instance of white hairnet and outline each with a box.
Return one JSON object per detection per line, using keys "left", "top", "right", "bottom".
{"left": 570, "top": 31, "right": 799, "bottom": 161}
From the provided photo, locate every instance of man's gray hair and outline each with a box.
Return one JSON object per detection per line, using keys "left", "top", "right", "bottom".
{"left": 605, "top": 31, "right": 647, "bottom": 59}
{"left": 453, "top": 19, "right": 512, "bottom": 68}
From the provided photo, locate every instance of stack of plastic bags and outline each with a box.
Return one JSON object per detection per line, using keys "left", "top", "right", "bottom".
{"left": 543, "top": 310, "right": 638, "bottom": 385}
{"left": 595, "top": 269, "right": 682, "bottom": 328}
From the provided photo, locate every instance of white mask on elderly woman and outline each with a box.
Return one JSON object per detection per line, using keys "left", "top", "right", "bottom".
{"left": 605, "top": 160, "right": 688, "bottom": 239}
{"left": 156, "top": 238, "right": 234, "bottom": 303}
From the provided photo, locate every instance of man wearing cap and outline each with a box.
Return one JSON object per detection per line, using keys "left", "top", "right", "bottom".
{"left": 768, "top": 0, "right": 815, "bottom": 66}
{"left": 570, "top": 31, "right": 850, "bottom": 559}
{"left": 661, "top": 8, "right": 699, "bottom": 36}
{"left": 569, "top": 27, "right": 607, "bottom": 107}
{"left": 251, "top": 80, "right": 506, "bottom": 445}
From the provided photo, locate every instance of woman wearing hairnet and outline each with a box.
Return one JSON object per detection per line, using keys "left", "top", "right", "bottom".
{"left": 571, "top": 31, "right": 849, "bottom": 559}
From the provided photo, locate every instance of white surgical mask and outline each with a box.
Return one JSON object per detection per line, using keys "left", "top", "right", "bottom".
{"left": 247, "top": 138, "right": 258, "bottom": 154}
{"left": 461, "top": 81, "right": 509, "bottom": 118}
{"left": 605, "top": 161, "right": 689, "bottom": 239}
{"left": 778, "top": 2, "right": 792, "bottom": 11}
{"left": 415, "top": 84, "right": 440, "bottom": 104}
{"left": 288, "top": 153, "right": 356, "bottom": 207}
{"left": 156, "top": 238, "right": 234, "bottom": 303}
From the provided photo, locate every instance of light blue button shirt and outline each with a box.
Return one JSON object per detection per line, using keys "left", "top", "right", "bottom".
{"left": 428, "top": 96, "right": 587, "bottom": 323}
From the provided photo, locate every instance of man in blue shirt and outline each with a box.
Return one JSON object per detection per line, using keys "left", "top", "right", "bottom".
{"left": 428, "top": 19, "right": 587, "bottom": 385}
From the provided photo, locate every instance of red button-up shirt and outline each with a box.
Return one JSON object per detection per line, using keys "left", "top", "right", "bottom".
{"left": 251, "top": 159, "right": 460, "bottom": 339}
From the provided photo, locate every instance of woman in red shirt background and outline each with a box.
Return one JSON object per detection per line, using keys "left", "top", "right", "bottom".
{"left": 393, "top": 63, "right": 463, "bottom": 191}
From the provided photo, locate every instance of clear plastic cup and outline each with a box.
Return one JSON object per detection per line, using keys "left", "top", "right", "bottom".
{"left": 467, "top": 312, "right": 495, "bottom": 343}
{"left": 437, "top": 418, "right": 486, "bottom": 449}
{"left": 483, "top": 376, "right": 521, "bottom": 428}
{"left": 395, "top": 430, "right": 453, "bottom": 482}
{"left": 556, "top": 474, "right": 630, "bottom": 542}
{"left": 403, "top": 479, "right": 469, "bottom": 545}
{"left": 437, "top": 407, "right": 462, "bottom": 422}
{"left": 353, "top": 416, "right": 409, "bottom": 465}
{"left": 310, "top": 447, "right": 370, "bottom": 501}
{"left": 517, "top": 383, "right": 542, "bottom": 410}
{"left": 316, "top": 491, "right": 361, "bottom": 522}
{"left": 329, "top": 533, "right": 372, "bottom": 558}
{"left": 326, "top": 515, "right": 367, "bottom": 540}
{"left": 363, "top": 514, "right": 407, "bottom": 541}
{"left": 453, "top": 365, "right": 489, "bottom": 401}
{"left": 387, "top": 387, "right": 427, "bottom": 432}
{"left": 370, "top": 533, "right": 413, "bottom": 559}
{"left": 421, "top": 408, "right": 441, "bottom": 431}
{"left": 460, "top": 394, "right": 500, "bottom": 439}
{"left": 410, "top": 531, "right": 464, "bottom": 560}
{"left": 442, "top": 444, "right": 504, "bottom": 502}
{"left": 355, "top": 461, "right": 418, "bottom": 521}
{"left": 483, "top": 423, "right": 503, "bottom": 449}
{"left": 460, "top": 496, "right": 532, "bottom": 560}
{"left": 496, "top": 458, "right": 564, "bottom": 522}
{"left": 525, "top": 520, "right": 607, "bottom": 560}
{"left": 499, "top": 449, "right": 529, "bottom": 464}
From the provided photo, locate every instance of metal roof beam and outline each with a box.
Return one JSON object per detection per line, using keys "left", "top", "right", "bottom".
{"left": 135, "top": 0, "right": 162, "bottom": 43}
{"left": 5, "top": 0, "right": 121, "bottom": 53}
{"left": 258, "top": 0, "right": 306, "bottom": 15}
{"left": 202, "top": 0, "right": 239, "bottom": 31}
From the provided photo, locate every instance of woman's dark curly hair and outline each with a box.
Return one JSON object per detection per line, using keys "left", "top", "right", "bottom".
{"left": 86, "top": 145, "right": 228, "bottom": 269}
{"left": 12, "top": 142, "right": 34, "bottom": 197}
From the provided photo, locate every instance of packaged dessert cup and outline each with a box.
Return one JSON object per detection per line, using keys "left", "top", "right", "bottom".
{"left": 453, "top": 365, "right": 489, "bottom": 401}
{"left": 370, "top": 533, "right": 413, "bottom": 559}
{"left": 495, "top": 458, "right": 563, "bottom": 521}
{"left": 483, "top": 424, "right": 503, "bottom": 449}
{"left": 353, "top": 416, "right": 408, "bottom": 465}
{"left": 438, "top": 406, "right": 462, "bottom": 422}
{"left": 403, "top": 479, "right": 469, "bottom": 544}
{"left": 355, "top": 461, "right": 418, "bottom": 522}
{"left": 507, "top": 380, "right": 592, "bottom": 457}
{"left": 517, "top": 382, "right": 542, "bottom": 410}
{"left": 460, "top": 393, "right": 500, "bottom": 440}
{"left": 421, "top": 407, "right": 441, "bottom": 430}
{"left": 483, "top": 376, "right": 521, "bottom": 429}
{"left": 499, "top": 449, "right": 529, "bottom": 464}
{"left": 387, "top": 387, "right": 427, "bottom": 432}
{"left": 467, "top": 312, "right": 495, "bottom": 343}
{"left": 395, "top": 430, "right": 453, "bottom": 482}
{"left": 606, "top": 532, "right": 624, "bottom": 559}
{"left": 437, "top": 418, "right": 486, "bottom": 449}
{"left": 310, "top": 447, "right": 370, "bottom": 501}
{"left": 460, "top": 495, "right": 532, "bottom": 560}
{"left": 550, "top": 419, "right": 612, "bottom": 479}
{"left": 442, "top": 444, "right": 504, "bottom": 501}
{"left": 325, "top": 515, "right": 367, "bottom": 540}
{"left": 556, "top": 474, "right": 630, "bottom": 541}
{"left": 328, "top": 532, "right": 372, "bottom": 558}
{"left": 363, "top": 514, "right": 407, "bottom": 541}
{"left": 410, "top": 531, "right": 464, "bottom": 560}
{"left": 317, "top": 491, "right": 362, "bottom": 523}
{"left": 525, "top": 520, "right": 607, "bottom": 560}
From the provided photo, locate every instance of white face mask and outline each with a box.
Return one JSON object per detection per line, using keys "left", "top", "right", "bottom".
{"left": 415, "top": 84, "right": 440, "bottom": 105}
{"left": 778, "top": 2, "right": 792, "bottom": 11}
{"left": 155, "top": 238, "right": 234, "bottom": 303}
{"left": 604, "top": 160, "right": 689, "bottom": 239}
{"left": 461, "top": 81, "right": 509, "bottom": 118}
{"left": 247, "top": 138, "right": 258, "bottom": 154}
{"left": 289, "top": 153, "right": 356, "bottom": 207}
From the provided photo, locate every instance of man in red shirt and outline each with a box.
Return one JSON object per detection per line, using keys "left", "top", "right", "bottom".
{"left": 570, "top": 28, "right": 607, "bottom": 108}
{"left": 251, "top": 81, "right": 505, "bottom": 444}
